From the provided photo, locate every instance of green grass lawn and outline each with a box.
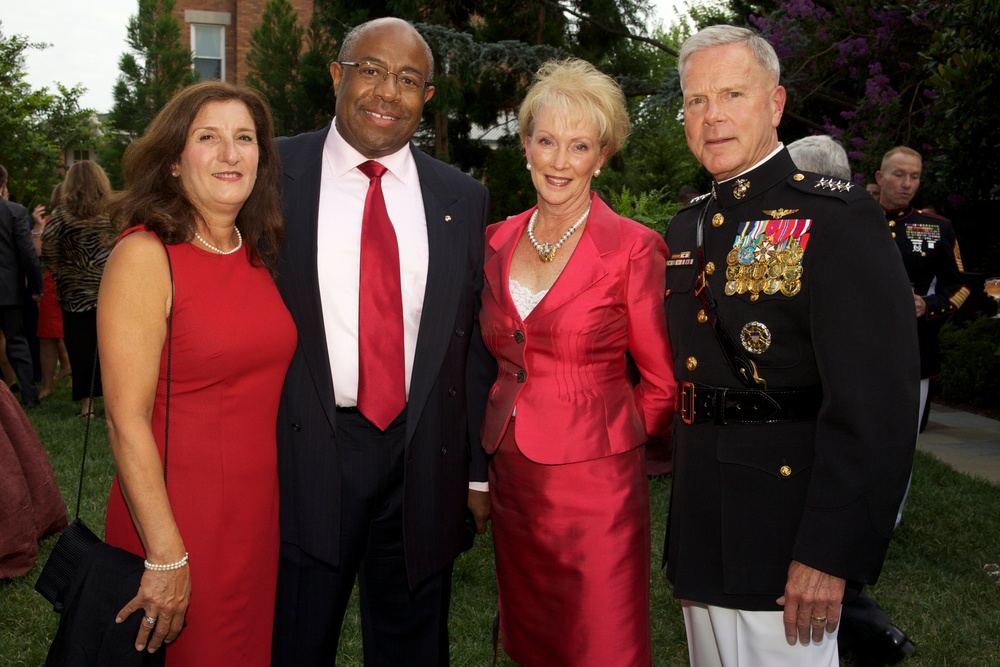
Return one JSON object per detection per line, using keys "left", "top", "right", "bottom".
{"left": 3, "top": 383, "right": 999, "bottom": 665}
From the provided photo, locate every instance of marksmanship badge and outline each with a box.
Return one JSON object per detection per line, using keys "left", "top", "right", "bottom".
{"left": 740, "top": 321, "right": 772, "bottom": 354}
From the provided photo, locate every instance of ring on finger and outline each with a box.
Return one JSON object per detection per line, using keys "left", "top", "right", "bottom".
{"left": 144, "top": 615, "right": 158, "bottom": 625}
{"left": 811, "top": 615, "right": 827, "bottom": 624}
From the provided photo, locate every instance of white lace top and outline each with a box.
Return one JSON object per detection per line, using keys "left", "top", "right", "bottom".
{"left": 509, "top": 278, "right": 548, "bottom": 319}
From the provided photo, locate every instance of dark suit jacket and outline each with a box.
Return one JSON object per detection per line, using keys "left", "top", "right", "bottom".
{"left": 0, "top": 200, "right": 42, "bottom": 305}
{"left": 274, "top": 126, "right": 494, "bottom": 588}
{"left": 664, "top": 150, "right": 919, "bottom": 611}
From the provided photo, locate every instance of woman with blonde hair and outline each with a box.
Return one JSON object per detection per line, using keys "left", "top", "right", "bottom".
{"left": 479, "top": 58, "right": 676, "bottom": 666}
{"left": 42, "top": 161, "right": 114, "bottom": 417}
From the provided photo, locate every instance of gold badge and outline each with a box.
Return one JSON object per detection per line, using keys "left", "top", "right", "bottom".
{"left": 780, "top": 279, "right": 802, "bottom": 297}
{"left": 763, "top": 208, "right": 799, "bottom": 219}
{"left": 740, "top": 321, "right": 771, "bottom": 354}
{"left": 733, "top": 178, "right": 750, "bottom": 199}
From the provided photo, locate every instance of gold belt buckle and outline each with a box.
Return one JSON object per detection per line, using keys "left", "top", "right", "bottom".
{"left": 680, "top": 382, "right": 696, "bottom": 425}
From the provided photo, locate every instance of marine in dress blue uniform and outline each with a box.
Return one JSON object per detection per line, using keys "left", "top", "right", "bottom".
{"left": 664, "top": 25, "right": 920, "bottom": 666}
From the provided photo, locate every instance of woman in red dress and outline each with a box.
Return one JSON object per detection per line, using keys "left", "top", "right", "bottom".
{"left": 99, "top": 82, "right": 295, "bottom": 665}
{"left": 479, "top": 59, "right": 676, "bottom": 666}
{"left": 30, "top": 182, "right": 72, "bottom": 399}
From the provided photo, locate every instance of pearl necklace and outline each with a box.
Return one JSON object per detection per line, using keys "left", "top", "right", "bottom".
{"left": 527, "top": 205, "right": 590, "bottom": 263}
{"left": 194, "top": 226, "right": 243, "bottom": 255}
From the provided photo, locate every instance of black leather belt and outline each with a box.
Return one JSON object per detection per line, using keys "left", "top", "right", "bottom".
{"left": 679, "top": 382, "right": 822, "bottom": 425}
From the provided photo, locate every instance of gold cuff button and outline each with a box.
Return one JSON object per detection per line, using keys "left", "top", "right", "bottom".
{"left": 712, "top": 213, "right": 724, "bottom": 228}
{"left": 705, "top": 261, "right": 716, "bottom": 275}
{"left": 697, "top": 309, "right": 708, "bottom": 324}
{"left": 685, "top": 356, "right": 698, "bottom": 371}
{"left": 793, "top": 173, "right": 805, "bottom": 181}
{"left": 780, "top": 465, "right": 792, "bottom": 477}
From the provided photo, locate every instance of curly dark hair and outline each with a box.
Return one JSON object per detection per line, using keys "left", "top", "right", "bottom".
{"left": 106, "top": 81, "right": 283, "bottom": 273}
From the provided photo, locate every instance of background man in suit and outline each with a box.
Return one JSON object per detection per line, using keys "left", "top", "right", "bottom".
{"left": 271, "top": 18, "right": 493, "bottom": 666}
{"left": 663, "top": 26, "right": 918, "bottom": 665}
{"left": 0, "top": 164, "right": 42, "bottom": 407}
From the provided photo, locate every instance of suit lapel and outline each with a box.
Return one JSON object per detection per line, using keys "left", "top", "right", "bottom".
{"left": 484, "top": 211, "right": 528, "bottom": 323}
{"left": 525, "top": 194, "right": 619, "bottom": 321}
{"left": 278, "top": 127, "right": 338, "bottom": 430}
{"left": 405, "top": 147, "right": 468, "bottom": 443}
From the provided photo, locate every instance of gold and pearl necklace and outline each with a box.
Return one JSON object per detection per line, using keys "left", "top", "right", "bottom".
{"left": 527, "top": 205, "right": 590, "bottom": 263}
{"left": 194, "top": 226, "right": 243, "bottom": 255}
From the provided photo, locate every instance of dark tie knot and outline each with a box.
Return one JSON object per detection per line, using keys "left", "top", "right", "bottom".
{"left": 358, "top": 160, "right": 387, "bottom": 181}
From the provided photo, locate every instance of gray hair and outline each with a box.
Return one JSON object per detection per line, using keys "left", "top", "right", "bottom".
{"left": 678, "top": 25, "right": 780, "bottom": 89}
{"left": 338, "top": 18, "right": 435, "bottom": 80}
{"left": 787, "top": 135, "right": 851, "bottom": 180}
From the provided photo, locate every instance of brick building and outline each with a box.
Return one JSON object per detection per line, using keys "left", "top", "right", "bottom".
{"left": 172, "top": 0, "right": 314, "bottom": 85}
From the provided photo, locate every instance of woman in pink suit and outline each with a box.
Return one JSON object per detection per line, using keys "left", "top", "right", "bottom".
{"left": 480, "top": 58, "right": 676, "bottom": 666}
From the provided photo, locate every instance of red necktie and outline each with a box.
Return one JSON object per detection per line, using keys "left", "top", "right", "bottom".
{"left": 356, "top": 160, "right": 406, "bottom": 430}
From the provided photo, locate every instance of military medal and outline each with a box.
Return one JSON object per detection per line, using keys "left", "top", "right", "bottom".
{"left": 725, "top": 218, "right": 811, "bottom": 301}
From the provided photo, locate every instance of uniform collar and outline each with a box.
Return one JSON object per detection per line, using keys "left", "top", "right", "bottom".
{"left": 882, "top": 204, "right": 915, "bottom": 222}
{"left": 711, "top": 148, "right": 797, "bottom": 210}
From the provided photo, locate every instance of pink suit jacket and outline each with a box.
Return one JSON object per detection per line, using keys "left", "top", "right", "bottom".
{"left": 480, "top": 193, "right": 676, "bottom": 465}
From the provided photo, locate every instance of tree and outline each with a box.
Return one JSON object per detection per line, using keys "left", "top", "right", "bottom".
{"left": 99, "top": 0, "right": 196, "bottom": 186}
{"left": 737, "top": 0, "right": 1000, "bottom": 280}
{"left": 0, "top": 23, "right": 97, "bottom": 207}
{"left": 246, "top": 0, "right": 336, "bottom": 136}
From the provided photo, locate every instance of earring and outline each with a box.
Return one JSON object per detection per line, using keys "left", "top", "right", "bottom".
{"left": 526, "top": 163, "right": 532, "bottom": 171}
{"left": 594, "top": 168, "right": 601, "bottom": 177}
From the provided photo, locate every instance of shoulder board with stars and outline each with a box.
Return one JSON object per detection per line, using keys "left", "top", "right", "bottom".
{"left": 787, "top": 172, "right": 869, "bottom": 203}
{"left": 679, "top": 192, "right": 711, "bottom": 210}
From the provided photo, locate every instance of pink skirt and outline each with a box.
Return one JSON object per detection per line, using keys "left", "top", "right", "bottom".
{"left": 489, "top": 418, "right": 651, "bottom": 667}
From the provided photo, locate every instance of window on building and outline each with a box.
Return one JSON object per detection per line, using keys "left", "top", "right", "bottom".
{"left": 192, "top": 24, "right": 224, "bottom": 80}
{"left": 71, "top": 149, "right": 93, "bottom": 164}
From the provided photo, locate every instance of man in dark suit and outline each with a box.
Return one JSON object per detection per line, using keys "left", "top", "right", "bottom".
{"left": 271, "top": 18, "right": 493, "bottom": 666}
{"left": 662, "top": 26, "right": 919, "bottom": 665}
{"left": 0, "top": 164, "right": 42, "bottom": 407}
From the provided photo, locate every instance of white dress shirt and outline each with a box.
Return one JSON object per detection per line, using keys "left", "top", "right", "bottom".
{"left": 317, "top": 121, "right": 429, "bottom": 407}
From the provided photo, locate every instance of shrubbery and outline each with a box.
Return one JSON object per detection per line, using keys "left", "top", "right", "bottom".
{"left": 939, "top": 316, "right": 1000, "bottom": 407}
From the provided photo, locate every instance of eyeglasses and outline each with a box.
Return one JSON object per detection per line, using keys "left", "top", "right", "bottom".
{"left": 338, "top": 61, "right": 431, "bottom": 94}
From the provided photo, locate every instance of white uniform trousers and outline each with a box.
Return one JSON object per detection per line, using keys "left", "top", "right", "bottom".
{"left": 682, "top": 600, "right": 840, "bottom": 667}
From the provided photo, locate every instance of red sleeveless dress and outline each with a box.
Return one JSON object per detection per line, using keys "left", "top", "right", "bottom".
{"left": 104, "top": 231, "right": 296, "bottom": 666}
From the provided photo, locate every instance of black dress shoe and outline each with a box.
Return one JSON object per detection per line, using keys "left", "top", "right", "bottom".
{"left": 850, "top": 624, "right": 916, "bottom": 666}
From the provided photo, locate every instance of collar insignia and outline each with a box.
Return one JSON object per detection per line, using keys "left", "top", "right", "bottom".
{"left": 763, "top": 208, "right": 799, "bottom": 219}
{"left": 733, "top": 178, "right": 751, "bottom": 199}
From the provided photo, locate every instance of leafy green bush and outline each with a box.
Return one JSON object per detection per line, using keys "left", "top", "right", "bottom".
{"left": 608, "top": 186, "right": 680, "bottom": 235}
{"left": 939, "top": 315, "right": 1000, "bottom": 406}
